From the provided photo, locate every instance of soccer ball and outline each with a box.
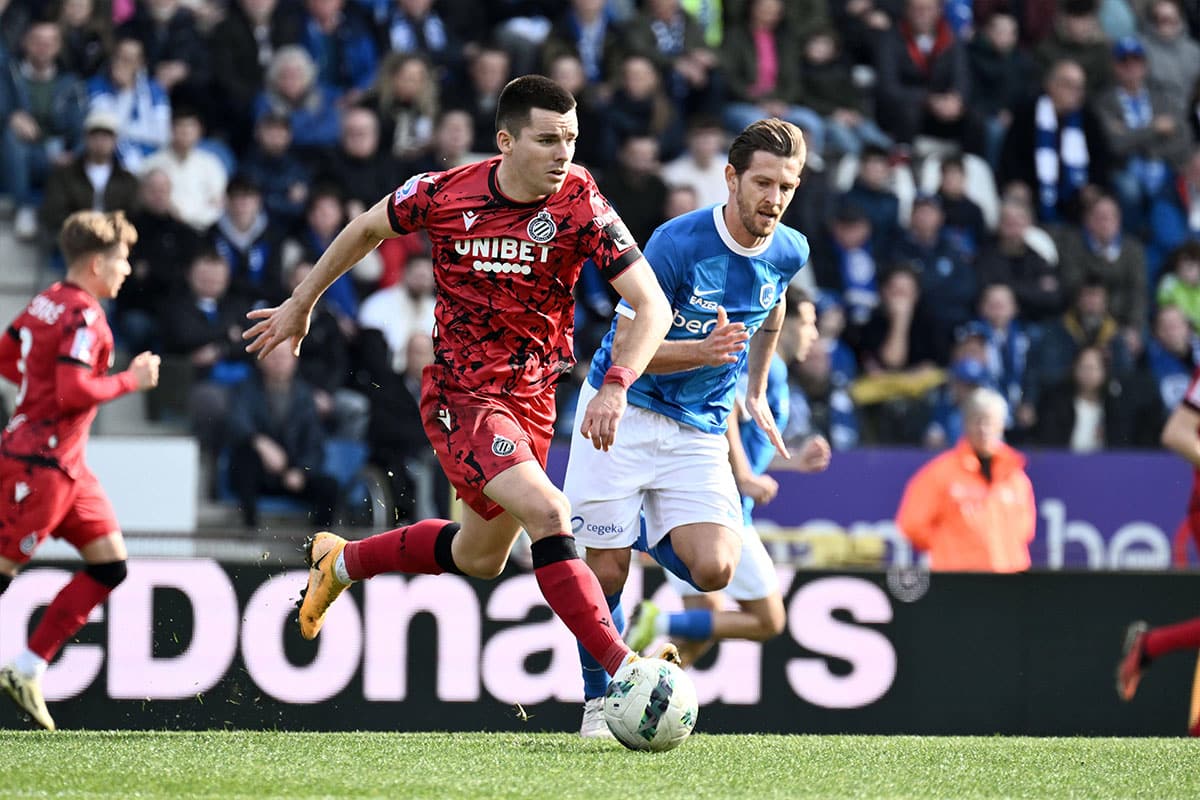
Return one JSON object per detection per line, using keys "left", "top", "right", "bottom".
{"left": 604, "top": 657, "right": 698, "bottom": 752}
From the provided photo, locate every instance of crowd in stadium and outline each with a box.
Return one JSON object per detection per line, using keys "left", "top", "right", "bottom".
{"left": 3, "top": 0, "right": 1200, "bottom": 522}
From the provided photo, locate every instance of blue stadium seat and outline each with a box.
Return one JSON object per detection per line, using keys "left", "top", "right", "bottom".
{"left": 217, "top": 438, "right": 370, "bottom": 518}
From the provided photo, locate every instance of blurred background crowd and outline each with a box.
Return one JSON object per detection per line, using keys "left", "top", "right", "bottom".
{"left": 1, "top": 0, "right": 1198, "bottom": 527}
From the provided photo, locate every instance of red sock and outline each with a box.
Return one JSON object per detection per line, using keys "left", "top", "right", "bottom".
{"left": 532, "top": 535, "right": 630, "bottom": 676}
{"left": 342, "top": 519, "right": 457, "bottom": 580}
{"left": 1145, "top": 617, "right": 1200, "bottom": 661}
{"left": 28, "top": 571, "right": 113, "bottom": 661}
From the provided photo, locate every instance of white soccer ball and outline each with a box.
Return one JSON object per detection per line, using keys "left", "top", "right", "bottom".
{"left": 604, "top": 657, "right": 698, "bottom": 751}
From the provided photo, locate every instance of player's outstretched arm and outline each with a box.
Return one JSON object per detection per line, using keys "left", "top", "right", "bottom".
{"left": 56, "top": 351, "right": 159, "bottom": 413}
{"left": 243, "top": 195, "right": 395, "bottom": 359}
{"left": 580, "top": 258, "right": 672, "bottom": 451}
{"left": 1162, "top": 402, "right": 1200, "bottom": 469}
{"left": 744, "top": 300, "right": 790, "bottom": 459}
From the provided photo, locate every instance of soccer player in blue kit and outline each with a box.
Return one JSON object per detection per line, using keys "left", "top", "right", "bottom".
{"left": 562, "top": 118, "right": 810, "bottom": 737}
{"left": 626, "top": 293, "right": 832, "bottom": 668}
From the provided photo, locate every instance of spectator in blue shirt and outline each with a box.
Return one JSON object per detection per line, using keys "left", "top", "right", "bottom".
{"left": 383, "top": 0, "right": 466, "bottom": 89}
{"left": 240, "top": 111, "right": 312, "bottom": 227}
{"left": 286, "top": 0, "right": 378, "bottom": 103}
{"left": 253, "top": 45, "right": 341, "bottom": 163}
{"left": 86, "top": 35, "right": 171, "bottom": 174}
{"left": 1146, "top": 303, "right": 1200, "bottom": 411}
{"left": 975, "top": 285, "right": 1031, "bottom": 417}
{"left": 889, "top": 193, "right": 978, "bottom": 340}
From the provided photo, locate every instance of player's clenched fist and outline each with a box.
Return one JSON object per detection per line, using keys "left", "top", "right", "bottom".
{"left": 580, "top": 382, "right": 627, "bottom": 451}
{"left": 699, "top": 306, "right": 749, "bottom": 366}
{"left": 129, "top": 351, "right": 160, "bottom": 390}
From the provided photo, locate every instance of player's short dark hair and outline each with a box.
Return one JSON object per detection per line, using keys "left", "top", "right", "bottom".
{"left": 727, "top": 118, "right": 806, "bottom": 174}
{"left": 495, "top": 75, "right": 576, "bottom": 136}
{"left": 60, "top": 211, "right": 138, "bottom": 265}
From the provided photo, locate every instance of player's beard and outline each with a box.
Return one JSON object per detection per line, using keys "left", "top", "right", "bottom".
{"left": 735, "top": 186, "right": 781, "bottom": 239}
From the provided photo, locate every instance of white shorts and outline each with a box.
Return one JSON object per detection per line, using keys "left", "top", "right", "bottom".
{"left": 564, "top": 380, "right": 742, "bottom": 551}
{"left": 665, "top": 523, "right": 780, "bottom": 601}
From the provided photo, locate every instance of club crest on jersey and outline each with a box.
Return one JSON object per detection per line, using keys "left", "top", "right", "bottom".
{"left": 759, "top": 284, "right": 777, "bottom": 309}
{"left": 19, "top": 533, "right": 38, "bottom": 555}
{"left": 491, "top": 435, "right": 517, "bottom": 457}
{"left": 526, "top": 210, "right": 557, "bottom": 244}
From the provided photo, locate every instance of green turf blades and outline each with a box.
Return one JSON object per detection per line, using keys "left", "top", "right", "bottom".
{"left": 0, "top": 731, "right": 1197, "bottom": 799}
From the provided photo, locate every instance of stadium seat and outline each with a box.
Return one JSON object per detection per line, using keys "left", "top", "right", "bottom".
{"left": 217, "top": 437, "right": 373, "bottom": 522}
{"left": 832, "top": 153, "right": 916, "bottom": 227}
{"left": 917, "top": 152, "right": 1000, "bottom": 231}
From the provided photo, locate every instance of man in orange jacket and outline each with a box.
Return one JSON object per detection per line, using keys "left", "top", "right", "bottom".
{"left": 895, "top": 387, "right": 1036, "bottom": 572}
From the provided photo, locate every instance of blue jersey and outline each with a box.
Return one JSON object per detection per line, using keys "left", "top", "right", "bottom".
{"left": 738, "top": 354, "right": 789, "bottom": 525}
{"left": 587, "top": 205, "right": 809, "bottom": 433}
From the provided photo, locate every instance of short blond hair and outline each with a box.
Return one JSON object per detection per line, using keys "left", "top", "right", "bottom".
{"left": 59, "top": 211, "right": 138, "bottom": 265}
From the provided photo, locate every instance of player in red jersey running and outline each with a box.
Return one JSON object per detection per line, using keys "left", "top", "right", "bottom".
{"left": 1116, "top": 367, "right": 1200, "bottom": 734}
{"left": 1116, "top": 368, "right": 1200, "bottom": 735}
{"left": 0, "top": 211, "right": 159, "bottom": 730}
{"left": 243, "top": 75, "right": 675, "bottom": 678}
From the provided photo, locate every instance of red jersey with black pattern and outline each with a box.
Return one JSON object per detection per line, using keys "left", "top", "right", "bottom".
{"left": 0, "top": 282, "right": 135, "bottom": 478}
{"left": 386, "top": 156, "right": 641, "bottom": 404}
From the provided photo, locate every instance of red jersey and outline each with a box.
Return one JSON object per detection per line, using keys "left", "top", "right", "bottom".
{"left": 386, "top": 156, "right": 642, "bottom": 401}
{"left": 0, "top": 282, "right": 137, "bottom": 478}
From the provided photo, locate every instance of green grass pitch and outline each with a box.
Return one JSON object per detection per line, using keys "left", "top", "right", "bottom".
{"left": 0, "top": 731, "right": 1194, "bottom": 799}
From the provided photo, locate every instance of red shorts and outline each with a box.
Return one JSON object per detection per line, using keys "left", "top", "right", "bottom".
{"left": 420, "top": 374, "right": 554, "bottom": 521}
{"left": 0, "top": 455, "right": 118, "bottom": 565}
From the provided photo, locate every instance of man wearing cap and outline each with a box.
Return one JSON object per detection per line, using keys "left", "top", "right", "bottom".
{"left": 896, "top": 386, "right": 1036, "bottom": 572}
{"left": 923, "top": 349, "right": 991, "bottom": 450}
{"left": 1095, "top": 35, "right": 1192, "bottom": 232}
{"left": 39, "top": 109, "right": 140, "bottom": 239}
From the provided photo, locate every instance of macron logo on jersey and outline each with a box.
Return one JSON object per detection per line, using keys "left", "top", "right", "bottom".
{"left": 463, "top": 210, "right": 478, "bottom": 231}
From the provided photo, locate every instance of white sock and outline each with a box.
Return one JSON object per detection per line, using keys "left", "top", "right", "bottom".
{"left": 13, "top": 648, "right": 47, "bottom": 679}
{"left": 653, "top": 612, "right": 670, "bottom": 637}
{"left": 333, "top": 551, "right": 352, "bottom": 584}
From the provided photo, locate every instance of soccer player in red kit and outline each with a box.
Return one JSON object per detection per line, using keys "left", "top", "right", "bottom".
{"left": 243, "top": 75, "right": 674, "bottom": 679}
{"left": 0, "top": 211, "right": 159, "bottom": 730}
{"left": 1117, "top": 368, "right": 1200, "bottom": 734}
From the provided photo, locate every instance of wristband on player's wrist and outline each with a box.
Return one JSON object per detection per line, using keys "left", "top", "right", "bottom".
{"left": 603, "top": 365, "right": 637, "bottom": 390}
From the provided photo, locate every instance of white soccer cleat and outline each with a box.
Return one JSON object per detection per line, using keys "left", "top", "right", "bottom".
{"left": 579, "top": 696, "right": 614, "bottom": 739}
{"left": 0, "top": 664, "right": 55, "bottom": 731}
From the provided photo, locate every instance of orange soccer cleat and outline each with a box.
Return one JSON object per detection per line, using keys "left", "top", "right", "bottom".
{"left": 297, "top": 532, "right": 350, "bottom": 640}
{"left": 1116, "top": 621, "right": 1149, "bottom": 702}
